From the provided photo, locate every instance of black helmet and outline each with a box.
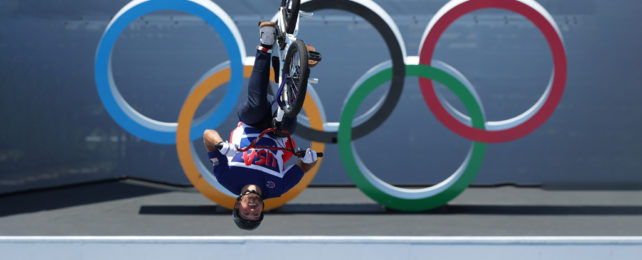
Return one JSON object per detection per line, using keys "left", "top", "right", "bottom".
{"left": 233, "top": 190, "right": 264, "bottom": 230}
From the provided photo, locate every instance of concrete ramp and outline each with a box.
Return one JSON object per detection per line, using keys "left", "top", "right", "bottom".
{"left": 2, "top": 236, "right": 642, "bottom": 260}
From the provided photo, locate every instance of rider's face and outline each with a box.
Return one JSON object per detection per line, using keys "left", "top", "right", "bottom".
{"left": 238, "top": 193, "right": 263, "bottom": 221}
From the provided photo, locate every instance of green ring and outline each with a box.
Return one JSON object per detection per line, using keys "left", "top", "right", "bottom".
{"left": 338, "top": 64, "right": 486, "bottom": 211}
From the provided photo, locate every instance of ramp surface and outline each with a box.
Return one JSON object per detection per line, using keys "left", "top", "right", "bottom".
{"left": 2, "top": 180, "right": 642, "bottom": 235}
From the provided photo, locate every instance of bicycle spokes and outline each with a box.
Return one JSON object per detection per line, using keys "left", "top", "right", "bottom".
{"left": 286, "top": 73, "right": 301, "bottom": 105}
{"left": 285, "top": 0, "right": 293, "bottom": 16}
{"left": 280, "top": 51, "right": 298, "bottom": 104}
{"left": 277, "top": 38, "right": 308, "bottom": 118}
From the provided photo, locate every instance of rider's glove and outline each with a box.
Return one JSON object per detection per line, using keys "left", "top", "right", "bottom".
{"left": 301, "top": 148, "right": 318, "bottom": 164}
{"left": 218, "top": 141, "right": 238, "bottom": 157}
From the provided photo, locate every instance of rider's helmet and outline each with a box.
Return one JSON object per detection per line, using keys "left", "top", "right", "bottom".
{"left": 233, "top": 190, "right": 264, "bottom": 230}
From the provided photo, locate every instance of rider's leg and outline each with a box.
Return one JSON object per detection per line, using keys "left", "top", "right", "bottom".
{"left": 237, "top": 49, "right": 272, "bottom": 130}
{"left": 237, "top": 22, "right": 277, "bottom": 130}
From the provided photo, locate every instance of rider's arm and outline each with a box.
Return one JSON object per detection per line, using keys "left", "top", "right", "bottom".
{"left": 281, "top": 160, "right": 317, "bottom": 192}
{"left": 282, "top": 164, "right": 305, "bottom": 192}
{"left": 203, "top": 129, "right": 224, "bottom": 152}
{"left": 204, "top": 129, "right": 233, "bottom": 177}
{"left": 295, "top": 160, "right": 317, "bottom": 173}
{"left": 295, "top": 148, "right": 318, "bottom": 173}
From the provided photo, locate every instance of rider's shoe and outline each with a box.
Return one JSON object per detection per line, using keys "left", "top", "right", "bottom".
{"left": 259, "top": 21, "right": 277, "bottom": 49}
{"left": 306, "top": 45, "right": 322, "bottom": 67}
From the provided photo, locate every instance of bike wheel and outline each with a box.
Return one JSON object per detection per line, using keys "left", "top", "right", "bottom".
{"left": 280, "top": 39, "right": 309, "bottom": 118}
{"left": 282, "top": 0, "right": 300, "bottom": 34}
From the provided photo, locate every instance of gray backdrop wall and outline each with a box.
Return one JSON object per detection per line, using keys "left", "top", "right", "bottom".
{"left": 1, "top": 0, "right": 641, "bottom": 194}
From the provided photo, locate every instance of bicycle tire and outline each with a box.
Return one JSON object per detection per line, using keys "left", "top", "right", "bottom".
{"left": 280, "top": 39, "right": 309, "bottom": 118}
{"left": 282, "top": 0, "right": 300, "bottom": 34}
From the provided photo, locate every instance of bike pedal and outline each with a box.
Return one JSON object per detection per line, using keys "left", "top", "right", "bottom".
{"left": 308, "top": 50, "right": 322, "bottom": 62}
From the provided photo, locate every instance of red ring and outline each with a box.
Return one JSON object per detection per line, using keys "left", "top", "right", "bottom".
{"left": 419, "top": 0, "right": 567, "bottom": 143}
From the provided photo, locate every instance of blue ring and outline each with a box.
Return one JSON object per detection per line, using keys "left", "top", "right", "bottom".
{"left": 94, "top": 0, "right": 243, "bottom": 144}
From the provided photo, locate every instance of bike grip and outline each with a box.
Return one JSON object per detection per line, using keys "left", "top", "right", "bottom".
{"left": 295, "top": 151, "right": 323, "bottom": 158}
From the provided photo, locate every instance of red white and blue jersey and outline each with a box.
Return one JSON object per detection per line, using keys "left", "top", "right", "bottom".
{"left": 208, "top": 122, "right": 303, "bottom": 199}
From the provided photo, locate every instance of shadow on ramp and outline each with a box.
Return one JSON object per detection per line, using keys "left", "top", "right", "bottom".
{"left": 0, "top": 179, "right": 171, "bottom": 217}
{"left": 138, "top": 204, "right": 642, "bottom": 215}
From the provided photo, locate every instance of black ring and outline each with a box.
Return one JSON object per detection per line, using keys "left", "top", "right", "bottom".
{"left": 297, "top": 0, "right": 406, "bottom": 143}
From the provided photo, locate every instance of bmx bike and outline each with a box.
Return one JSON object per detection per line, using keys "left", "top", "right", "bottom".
{"left": 217, "top": 0, "right": 323, "bottom": 158}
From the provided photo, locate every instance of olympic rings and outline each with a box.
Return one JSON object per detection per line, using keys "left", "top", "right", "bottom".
{"left": 295, "top": 0, "right": 407, "bottom": 144}
{"left": 176, "top": 62, "right": 326, "bottom": 210}
{"left": 418, "top": 0, "right": 567, "bottom": 143}
{"left": 96, "top": 0, "right": 566, "bottom": 212}
{"left": 339, "top": 64, "right": 486, "bottom": 211}
{"left": 94, "top": 0, "right": 245, "bottom": 144}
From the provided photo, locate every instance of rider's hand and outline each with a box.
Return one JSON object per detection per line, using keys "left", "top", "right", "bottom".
{"left": 218, "top": 141, "right": 238, "bottom": 157}
{"left": 301, "top": 148, "right": 318, "bottom": 164}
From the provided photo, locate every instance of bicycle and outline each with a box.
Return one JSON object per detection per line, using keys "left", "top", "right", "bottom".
{"left": 219, "top": 0, "right": 323, "bottom": 159}
{"left": 270, "top": 0, "right": 322, "bottom": 131}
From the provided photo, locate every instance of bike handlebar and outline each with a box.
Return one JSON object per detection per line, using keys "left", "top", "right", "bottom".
{"left": 294, "top": 151, "right": 323, "bottom": 158}
{"left": 215, "top": 128, "right": 324, "bottom": 158}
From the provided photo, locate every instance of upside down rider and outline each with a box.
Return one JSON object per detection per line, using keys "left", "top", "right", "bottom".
{"left": 203, "top": 21, "right": 320, "bottom": 230}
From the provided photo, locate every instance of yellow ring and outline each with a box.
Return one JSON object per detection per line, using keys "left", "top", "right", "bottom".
{"left": 176, "top": 65, "right": 325, "bottom": 210}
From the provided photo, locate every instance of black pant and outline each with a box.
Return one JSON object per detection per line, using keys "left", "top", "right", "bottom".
{"left": 237, "top": 50, "right": 296, "bottom": 134}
